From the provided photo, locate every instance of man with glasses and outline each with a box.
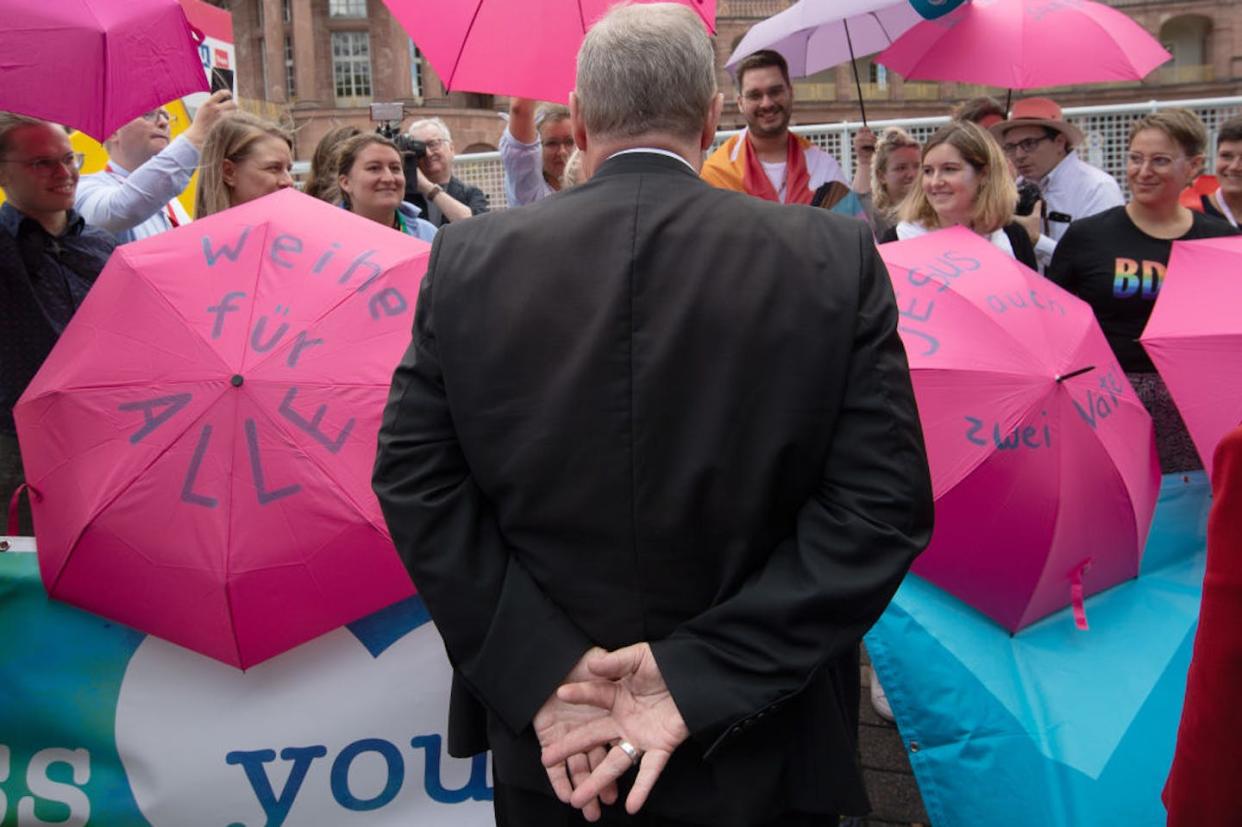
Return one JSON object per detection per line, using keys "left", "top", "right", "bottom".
{"left": 0, "top": 113, "right": 116, "bottom": 533}
{"left": 991, "top": 97, "right": 1122, "bottom": 269}
{"left": 702, "top": 50, "right": 858, "bottom": 215}
{"left": 76, "top": 89, "right": 235, "bottom": 242}
{"left": 500, "top": 98, "right": 575, "bottom": 206}
{"left": 403, "top": 117, "right": 488, "bottom": 226}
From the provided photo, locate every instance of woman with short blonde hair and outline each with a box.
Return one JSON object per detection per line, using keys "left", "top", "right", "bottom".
{"left": 194, "top": 112, "right": 294, "bottom": 217}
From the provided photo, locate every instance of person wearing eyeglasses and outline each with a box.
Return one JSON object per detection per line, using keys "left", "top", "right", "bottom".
{"left": 76, "top": 90, "right": 236, "bottom": 242}
{"left": 402, "top": 117, "right": 488, "bottom": 226}
{"left": 701, "top": 51, "right": 861, "bottom": 218}
{"left": 0, "top": 113, "right": 117, "bottom": 533}
{"left": 501, "top": 98, "right": 575, "bottom": 207}
{"left": 990, "top": 98, "right": 1123, "bottom": 270}
{"left": 1047, "top": 109, "right": 1238, "bottom": 472}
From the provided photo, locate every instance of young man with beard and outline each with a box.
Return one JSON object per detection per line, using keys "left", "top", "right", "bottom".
{"left": 76, "top": 90, "right": 235, "bottom": 242}
{"left": 702, "top": 50, "right": 857, "bottom": 213}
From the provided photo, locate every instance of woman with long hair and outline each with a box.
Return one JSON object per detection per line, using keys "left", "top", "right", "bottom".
{"left": 1048, "top": 108, "right": 1238, "bottom": 472}
{"left": 335, "top": 133, "right": 437, "bottom": 241}
{"left": 881, "top": 121, "right": 1037, "bottom": 268}
{"left": 867, "top": 127, "right": 921, "bottom": 239}
{"left": 194, "top": 112, "right": 294, "bottom": 218}
{"left": 303, "top": 125, "right": 361, "bottom": 203}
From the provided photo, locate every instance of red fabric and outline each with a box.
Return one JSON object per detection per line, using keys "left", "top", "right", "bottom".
{"left": 1180, "top": 174, "right": 1218, "bottom": 212}
{"left": 1164, "top": 424, "right": 1242, "bottom": 825}
{"left": 742, "top": 133, "right": 814, "bottom": 205}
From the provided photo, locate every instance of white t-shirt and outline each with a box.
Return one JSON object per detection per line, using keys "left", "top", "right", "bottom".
{"left": 731, "top": 132, "right": 847, "bottom": 204}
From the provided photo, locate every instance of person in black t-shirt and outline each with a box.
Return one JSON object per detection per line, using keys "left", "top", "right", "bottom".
{"left": 1048, "top": 108, "right": 1238, "bottom": 472}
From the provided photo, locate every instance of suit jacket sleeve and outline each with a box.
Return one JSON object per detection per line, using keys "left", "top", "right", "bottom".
{"left": 651, "top": 224, "right": 934, "bottom": 756}
{"left": 373, "top": 236, "right": 592, "bottom": 736}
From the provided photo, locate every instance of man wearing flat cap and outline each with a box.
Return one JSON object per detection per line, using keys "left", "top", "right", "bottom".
{"left": 993, "top": 97, "right": 1123, "bottom": 269}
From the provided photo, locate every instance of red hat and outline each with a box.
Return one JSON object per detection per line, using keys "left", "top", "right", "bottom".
{"left": 991, "top": 97, "right": 1084, "bottom": 148}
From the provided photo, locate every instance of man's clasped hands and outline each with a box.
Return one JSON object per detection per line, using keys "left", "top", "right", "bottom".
{"left": 535, "top": 642, "right": 690, "bottom": 822}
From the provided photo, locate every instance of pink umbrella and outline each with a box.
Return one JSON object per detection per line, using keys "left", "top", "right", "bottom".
{"left": 381, "top": 0, "right": 716, "bottom": 104}
{"left": 0, "top": 0, "right": 209, "bottom": 141}
{"left": 879, "top": 227, "right": 1160, "bottom": 632}
{"left": 1141, "top": 236, "right": 1242, "bottom": 480}
{"left": 876, "top": 0, "right": 1170, "bottom": 90}
{"left": 14, "top": 189, "right": 427, "bottom": 668}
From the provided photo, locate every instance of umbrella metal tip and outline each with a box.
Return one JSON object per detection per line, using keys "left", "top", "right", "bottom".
{"left": 1055, "top": 366, "right": 1096, "bottom": 383}
{"left": 230, "top": 374, "right": 244, "bottom": 388}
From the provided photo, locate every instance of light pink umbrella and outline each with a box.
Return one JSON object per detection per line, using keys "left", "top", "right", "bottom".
{"left": 1141, "top": 236, "right": 1242, "bottom": 481}
{"left": 879, "top": 227, "right": 1160, "bottom": 632}
{"left": 381, "top": 0, "right": 716, "bottom": 104}
{"left": 14, "top": 189, "right": 426, "bottom": 668}
{"left": 0, "top": 0, "right": 209, "bottom": 141}
{"left": 876, "top": 0, "right": 1170, "bottom": 90}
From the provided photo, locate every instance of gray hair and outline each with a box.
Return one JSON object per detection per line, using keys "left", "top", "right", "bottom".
{"left": 576, "top": 3, "right": 716, "bottom": 141}
{"left": 407, "top": 117, "right": 451, "bottom": 144}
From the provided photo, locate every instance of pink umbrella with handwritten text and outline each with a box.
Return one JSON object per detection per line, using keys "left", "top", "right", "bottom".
{"left": 13, "top": 189, "right": 426, "bottom": 668}
{"left": 879, "top": 228, "right": 1160, "bottom": 632}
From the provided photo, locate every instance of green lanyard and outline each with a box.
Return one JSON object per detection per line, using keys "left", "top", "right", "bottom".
{"left": 393, "top": 211, "right": 408, "bottom": 235}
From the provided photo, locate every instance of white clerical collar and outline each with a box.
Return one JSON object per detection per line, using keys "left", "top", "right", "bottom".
{"left": 607, "top": 147, "right": 697, "bottom": 173}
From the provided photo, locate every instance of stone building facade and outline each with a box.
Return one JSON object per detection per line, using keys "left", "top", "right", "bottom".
{"left": 217, "top": 0, "right": 1240, "bottom": 160}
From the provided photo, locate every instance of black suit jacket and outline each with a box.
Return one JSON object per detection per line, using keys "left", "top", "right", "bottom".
{"left": 373, "top": 151, "right": 933, "bottom": 825}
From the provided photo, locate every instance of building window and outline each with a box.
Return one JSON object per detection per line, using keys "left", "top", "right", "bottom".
{"left": 332, "top": 31, "right": 372, "bottom": 100}
{"left": 256, "top": 0, "right": 264, "bottom": 29}
{"left": 284, "top": 35, "right": 296, "bottom": 99}
{"left": 282, "top": 0, "right": 291, "bottom": 23}
{"left": 868, "top": 62, "right": 888, "bottom": 89}
{"left": 409, "top": 41, "right": 422, "bottom": 98}
{"left": 329, "top": 0, "right": 367, "bottom": 18}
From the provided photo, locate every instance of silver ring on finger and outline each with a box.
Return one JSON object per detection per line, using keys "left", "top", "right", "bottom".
{"left": 617, "top": 740, "right": 642, "bottom": 766}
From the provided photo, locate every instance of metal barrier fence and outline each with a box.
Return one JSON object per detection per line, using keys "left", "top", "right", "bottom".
{"left": 454, "top": 95, "right": 1242, "bottom": 210}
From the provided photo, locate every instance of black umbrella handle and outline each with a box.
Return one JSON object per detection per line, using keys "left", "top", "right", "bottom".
{"left": 844, "top": 20, "right": 868, "bottom": 128}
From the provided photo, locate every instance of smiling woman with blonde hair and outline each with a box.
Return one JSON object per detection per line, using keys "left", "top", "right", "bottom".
{"left": 1048, "top": 108, "right": 1238, "bottom": 472}
{"left": 194, "top": 112, "right": 294, "bottom": 217}
{"left": 881, "top": 120, "right": 1036, "bottom": 267}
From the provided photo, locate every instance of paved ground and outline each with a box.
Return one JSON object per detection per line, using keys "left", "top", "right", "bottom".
{"left": 855, "top": 646, "right": 931, "bottom": 827}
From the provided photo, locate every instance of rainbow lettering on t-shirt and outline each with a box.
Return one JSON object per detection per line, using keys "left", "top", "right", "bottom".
{"left": 1112, "top": 257, "right": 1165, "bottom": 299}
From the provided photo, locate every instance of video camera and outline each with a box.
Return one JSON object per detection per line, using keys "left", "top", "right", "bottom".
{"left": 370, "top": 101, "right": 425, "bottom": 162}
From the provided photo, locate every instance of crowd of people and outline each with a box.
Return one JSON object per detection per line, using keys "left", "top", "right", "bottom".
{"left": 1, "top": 10, "right": 1239, "bottom": 821}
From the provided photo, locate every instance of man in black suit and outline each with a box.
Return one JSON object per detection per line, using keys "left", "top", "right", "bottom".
{"left": 372, "top": 5, "right": 933, "bottom": 825}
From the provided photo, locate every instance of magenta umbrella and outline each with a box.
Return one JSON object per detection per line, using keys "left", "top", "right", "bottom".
{"left": 876, "top": 0, "right": 1170, "bottom": 90}
{"left": 1141, "top": 236, "right": 1242, "bottom": 480}
{"left": 879, "top": 227, "right": 1160, "bottom": 632}
{"left": 381, "top": 0, "right": 716, "bottom": 104}
{"left": 0, "top": 0, "right": 209, "bottom": 141}
{"left": 14, "top": 190, "right": 426, "bottom": 668}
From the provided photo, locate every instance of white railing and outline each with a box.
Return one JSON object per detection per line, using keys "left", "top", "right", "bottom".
{"left": 454, "top": 96, "right": 1242, "bottom": 209}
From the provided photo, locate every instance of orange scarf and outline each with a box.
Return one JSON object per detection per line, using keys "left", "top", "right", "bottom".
{"left": 701, "top": 132, "right": 815, "bottom": 205}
